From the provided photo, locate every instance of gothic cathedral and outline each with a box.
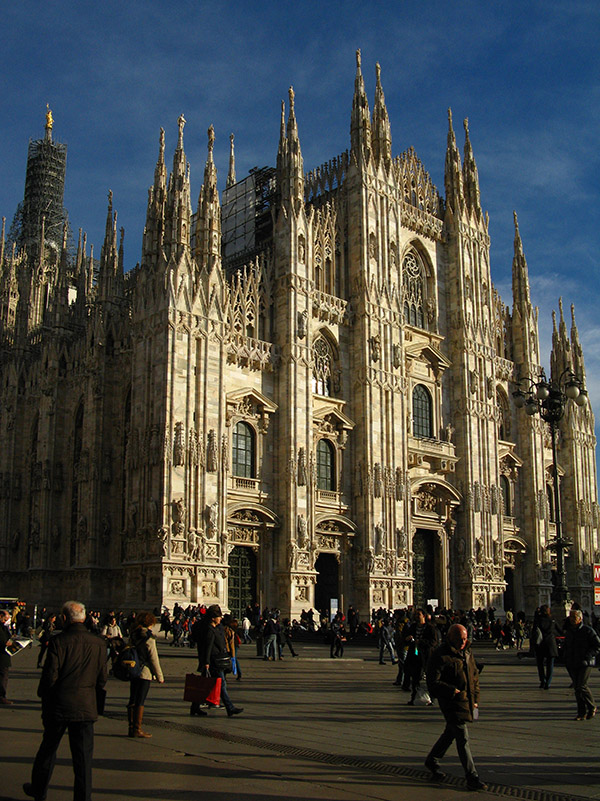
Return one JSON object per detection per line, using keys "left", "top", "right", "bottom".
{"left": 0, "top": 53, "right": 597, "bottom": 616}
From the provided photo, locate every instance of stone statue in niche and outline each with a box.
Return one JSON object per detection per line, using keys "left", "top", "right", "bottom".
{"left": 396, "top": 527, "right": 407, "bottom": 554}
{"left": 374, "top": 523, "right": 384, "bottom": 556}
{"left": 475, "top": 537, "right": 483, "bottom": 563}
{"left": 101, "top": 515, "right": 111, "bottom": 548}
{"left": 173, "top": 422, "right": 185, "bottom": 466}
{"left": 297, "top": 310, "right": 307, "bottom": 339}
{"left": 297, "top": 515, "right": 308, "bottom": 549}
{"left": 208, "top": 502, "right": 219, "bottom": 538}
{"left": 29, "top": 519, "right": 41, "bottom": 550}
{"left": 369, "top": 335, "right": 381, "bottom": 363}
{"left": 207, "top": 429, "right": 218, "bottom": 472}
{"left": 297, "top": 448, "right": 307, "bottom": 486}
{"left": 172, "top": 499, "right": 186, "bottom": 535}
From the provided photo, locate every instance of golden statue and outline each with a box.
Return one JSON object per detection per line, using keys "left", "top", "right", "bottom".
{"left": 45, "top": 104, "right": 53, "bottom": 133}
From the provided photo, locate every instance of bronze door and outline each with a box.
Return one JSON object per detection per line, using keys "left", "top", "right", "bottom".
{"left": 228, "top": 546, "right": 257, "bottom": 620}
{"left": 412, "top": 529, "right": 435, "bottom": 608}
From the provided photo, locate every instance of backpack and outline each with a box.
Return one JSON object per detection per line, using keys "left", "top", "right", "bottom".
{"left": 112, "top": 643, "right": 143, "bottom": 681}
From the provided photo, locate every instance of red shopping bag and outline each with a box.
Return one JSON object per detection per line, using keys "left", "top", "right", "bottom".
{"left": 183, "top": 673, "right": 221, "bottom": 704}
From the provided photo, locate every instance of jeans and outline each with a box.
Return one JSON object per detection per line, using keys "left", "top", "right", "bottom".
{"left": 379, "top": 640, "right": 396, "bottom": 663}
{"left": 427, "top": 719, "right": 477, "bottom": 778}
{"left": 30, "top": 719, "right": 94, "bottom": 801}
{"left": 264, "top": 634, "right": 277, "bottom": 659}
{"left": 536, "top": 654, "right": 554, "bottom": 687}
{"left": 213, "top": 668, "right": 235, "bottom": 713}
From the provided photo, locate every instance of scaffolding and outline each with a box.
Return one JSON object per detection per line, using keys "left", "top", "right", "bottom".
{"left": 18, "top": 135, "right": 67, "bottom": 251}
{"left": 221, "top": 166, "right": 276, "bottom": 275}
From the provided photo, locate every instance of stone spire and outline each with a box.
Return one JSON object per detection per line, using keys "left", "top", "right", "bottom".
{"left": 371, "top": 62, "right": 392, "bottom": 169}
{"left": 462, "top": 118, "right": 482, "bottom": 219}
{"left": 276, "top": 88, "right": 304, "bottom": 212}
{"left": 511, "top": 211, "right": 532, "bottom": 311}
{"left": 194, "top": 125, "right": 221, "bottom": 271}
{"left": 227, "top": 133, "right": 236, "bottom": 188}
{"left": 444, "top": 108, "right": 464, "bottom": 215}
{"left": 165, "top": 115, "right": 192, "bottom": 260}
{"left": 143, "top": 127, "right": 167, "bottom": 266}
{"left": 350, "top": 49, "right": 371, "bottom": 164}
{"left": 98, "top": 190, "right": 119, "bottom": 300}
{"left": 551, "top": 297, "right": 572, "bottom": 381}
{"left": 571, "top": 303, "right": 586, "bottom": 381}
{"left": 510, "top": 211, "right": 539, "bottom": 370}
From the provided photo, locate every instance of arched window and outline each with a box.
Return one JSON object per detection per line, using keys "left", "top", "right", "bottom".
{"left": 403, "top": 250, "right": 427, "bottom": 329}
{"left": 413, "top": 385, "right": 433, "bottom": 438}
{"left": 312, "top": 337, "right": 334, "bottom": 396}
{"left": 232, "top": 421, "right": 255, "bottom": 478}
{"left": 500, "top": 475, "right": 511, "bottom": 516}
{"left": 497, "top": 390, "right": 511, "bottom": 440}
{"left": 317, "top": 439, "right": 335, "bottom": 491}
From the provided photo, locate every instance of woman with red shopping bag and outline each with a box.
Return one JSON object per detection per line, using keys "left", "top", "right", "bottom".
{"left": 189, "top": 605, "right": 243, "bottom": 717}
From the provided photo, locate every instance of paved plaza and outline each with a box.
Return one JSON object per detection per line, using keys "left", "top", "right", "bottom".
{"left": 0, "top": 637, "right": 599, "bottom": 801}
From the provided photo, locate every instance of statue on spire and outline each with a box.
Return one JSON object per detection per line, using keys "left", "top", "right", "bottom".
{"left": 45, "top": 104, "right": 53, "bottom": 140}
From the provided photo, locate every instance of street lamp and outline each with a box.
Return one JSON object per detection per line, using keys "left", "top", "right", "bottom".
{"left": 512, "top": 369, "right": 588, "bottom": 608}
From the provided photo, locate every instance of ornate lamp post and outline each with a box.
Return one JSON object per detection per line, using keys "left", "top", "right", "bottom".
{"left": 512, "top": 369, "right": 588, "bottom": 608}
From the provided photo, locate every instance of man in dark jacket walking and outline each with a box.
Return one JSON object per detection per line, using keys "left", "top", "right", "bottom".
{"left": 24, "top": 600, "right": 107, "bottom": 801}
{"left": 424, "top": 623, "right": 488, "bottom": 792}
{"left": 564, "top": 607, "right": 600, "bottom": 720}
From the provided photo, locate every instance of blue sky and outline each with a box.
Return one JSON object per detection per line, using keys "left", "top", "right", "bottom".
{"left": 1, "top": 1, "right": 599, "bottom": 431}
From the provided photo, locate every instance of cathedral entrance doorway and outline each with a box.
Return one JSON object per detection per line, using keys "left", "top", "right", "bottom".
{"left": 503, "top": 567, "right": 515, "bottom": 613}
{"left": 228, "top": 546, "right": 257, "bottom": 620}
{"left": 412, "top": 529, "right": 437, "bottom": 608}
{"left": 314, "top": 553, "right": 339, "bottom": 616}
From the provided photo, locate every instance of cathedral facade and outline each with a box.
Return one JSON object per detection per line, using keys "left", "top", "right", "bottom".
{"left": 0, "top": 53, "right": 598, "bottom": 617}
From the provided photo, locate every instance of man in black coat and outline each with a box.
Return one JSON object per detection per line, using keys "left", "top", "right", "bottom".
{"left": 0, "top": 609, "right": 14, "bottom": 705}
{"left": 564, "top": 607, "right": 600, "bottom": 720}
{"left": 24, "top": 600, "right": 107, "bottom": 801}
{"left": 425, "top": 623, "right": 488, "bottom": 792}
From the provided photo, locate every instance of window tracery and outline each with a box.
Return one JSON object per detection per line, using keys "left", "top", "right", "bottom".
{"left": 312, "top": 336, "right": 334, "bottom": 396}
{"left": 403, "top": 250, "right": 427, "bottom": 329}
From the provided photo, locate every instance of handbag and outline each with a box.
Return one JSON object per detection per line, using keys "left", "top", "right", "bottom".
{"left": 183, "top": 673, "right": 222, "bottom": 705}
{"left": 214, "top": 654, "right": 232, "bottom": 674}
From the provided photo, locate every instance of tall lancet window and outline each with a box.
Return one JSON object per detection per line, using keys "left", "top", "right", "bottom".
{"left": 403, "top": 250, "right": 426, "bottom": 329}
{"left": 312, "top": 337, "right": 333, "bottom": 396}
{"left": 412, "top": 384, "right": 433, "bottom": 438}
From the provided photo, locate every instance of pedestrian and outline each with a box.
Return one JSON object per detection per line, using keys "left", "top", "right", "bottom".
{"left": 197, "top": 604, "right": 243, "bottom": 718}
{"left": 0, "top": 609, "right": 14, "bottom": 705}
{"left": 424, "top": 623, "right": 488, "bottom": 792}
{"left": 127, "top": 611, "right": 164, "bottom": 738}
{"left": 23, "top": 600, "right": 107, "bottom": 801}
{"left": 531, "top": 605, "right": 561, "bottom": 689}
{"left": 222, "top": 615, "right": 242, "bottom": 680}
{"left": 281, "top": 619, "right": 299, "bottom": 657}
{"left": 37, "top": 613, "right": 57, "bottom": 669}
{"left": 563, "top": 607, "right": 600, "bottom": 720}
{"left": 404, "top": 609, "right": 437, "bottom": 704}
{"left": 241, "top": 615, "right": 252, "bottom": 643}
{"left": 263, "top": 615, "right": 279, "bottom": 660}
{"left": 378, "top": 617, "right": 397, "bottom": 665}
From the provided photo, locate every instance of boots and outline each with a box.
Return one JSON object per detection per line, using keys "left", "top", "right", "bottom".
{"left": 133, "top": 705, "right": 152, "bottom": 738}
{"left": 127, "top": 704, "right": 135, "bottom": 737}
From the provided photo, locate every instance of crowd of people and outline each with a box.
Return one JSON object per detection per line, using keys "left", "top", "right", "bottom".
{"left": 3, "top": 597, "right": 600, "bottom": 798}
